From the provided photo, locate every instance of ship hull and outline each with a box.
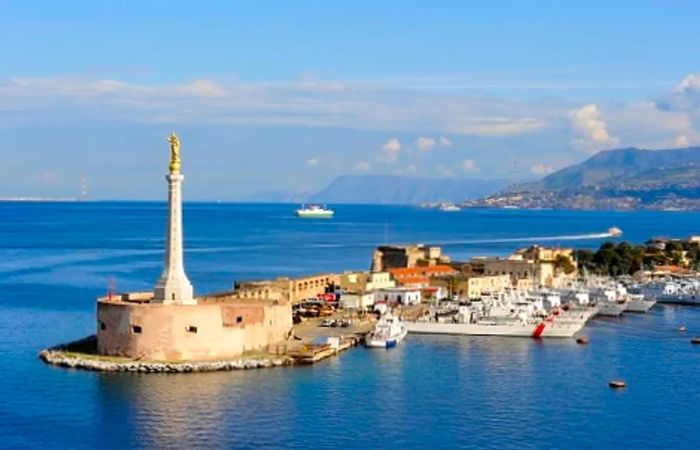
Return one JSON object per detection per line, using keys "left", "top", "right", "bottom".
{"left": 404, "top": 320, "right": 583, "bottom": 338}
{"left": 624, "top": 299, "right": 656, "bottom": 313}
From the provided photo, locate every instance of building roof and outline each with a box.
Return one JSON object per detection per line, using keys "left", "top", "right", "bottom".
{"left": 388, "top": 265, "right": 457, "bottom": 278}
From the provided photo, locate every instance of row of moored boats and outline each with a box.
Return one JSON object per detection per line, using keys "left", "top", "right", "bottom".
{"left": 364, "top": 278, "right": 700, "bottom": 348}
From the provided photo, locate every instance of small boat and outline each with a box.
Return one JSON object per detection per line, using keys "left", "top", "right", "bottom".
{"left": 365, "top": 313, "right": 407, "bottom": 349}
{"left": 295, "top": 204, "right": 334, "bottom": 219}
{"left": 439, "top": 203, "right": 461, "bottom": 212}
{"left": 624, "top": 294, "right": 656, "bottom": 313}
{"left": 607, "top": 226, "right": 623, "bottom": 237}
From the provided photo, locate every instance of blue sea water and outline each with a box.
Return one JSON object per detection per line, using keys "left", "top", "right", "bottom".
{"left": 1, "top": 202, "right": 700, "bottom": 449}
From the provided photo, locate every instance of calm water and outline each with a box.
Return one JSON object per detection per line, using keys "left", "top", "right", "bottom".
{"left": 1, "top": 202, "right": 700, "bottom": 449}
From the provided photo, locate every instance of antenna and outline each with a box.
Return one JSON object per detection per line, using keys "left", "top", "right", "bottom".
{"left": 107, "top": 276, "right": 116, "bottom": 301}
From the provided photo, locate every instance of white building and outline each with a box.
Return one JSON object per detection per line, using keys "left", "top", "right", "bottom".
{"left": 339, "top": 292, "right": 375, "bottom": 310}
{"left": 374, "top": 287, "right": 422, "bottom": 306}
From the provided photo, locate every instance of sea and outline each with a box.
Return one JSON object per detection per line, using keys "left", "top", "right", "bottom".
{"left": 1, "top": 202, "right": 700, "bottom": 449}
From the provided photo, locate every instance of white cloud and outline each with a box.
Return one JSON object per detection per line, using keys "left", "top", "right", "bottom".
{"left": 569, "top": 104, "right": 620, "bottom": 153}
{"left": 461, "top": 159, "right": 479, "bottom": 172}
{"left": 675, "top": 134, "right": 690, "bottom": 147}
{"left": 306, "top": 158, "right": 319, "bottom": 166}
{"left": 530, "top": 163, "right": 555, "bottom": 175}
{"left": 405, "top": 164, "right": 417, "bottom": 174}
{"left": 380, "top": 138, "right": 401, "bottom": 162}
{"left": 448, "top": 116, "right": 545, "bottom": 136}
{"left": 354, "top": 161, "right": 371, "bottom": 171}
{"left": 415, "top": 136, "right": 436, "bottom": 151}
{"left": 439, "top": 136, "right": 452, "bottom": 147}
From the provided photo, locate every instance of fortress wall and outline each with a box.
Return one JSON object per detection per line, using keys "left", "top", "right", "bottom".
{"left": 97, "top": 300, "right": 292, "bottom": 361}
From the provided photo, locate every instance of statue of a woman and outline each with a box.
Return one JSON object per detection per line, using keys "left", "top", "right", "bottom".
{"left": 167, "top": 133, "right": 181, "bottom": 173}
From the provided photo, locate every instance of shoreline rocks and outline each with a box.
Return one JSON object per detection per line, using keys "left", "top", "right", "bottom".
{"left": 38, "top": 336, "right": 294, "bottom": 373}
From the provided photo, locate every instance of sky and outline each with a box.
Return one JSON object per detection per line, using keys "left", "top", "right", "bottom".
{"left": 2, "top": 0, "right": 700, "bottom": 200}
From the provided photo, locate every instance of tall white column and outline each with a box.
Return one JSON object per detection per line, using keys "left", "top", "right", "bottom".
{"left": 154, "top": 173, "right": 195, "bottom": 305}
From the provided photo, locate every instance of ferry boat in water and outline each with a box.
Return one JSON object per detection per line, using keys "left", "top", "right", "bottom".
{"left": 295, "top": 204, "right": 334, "bottom": 219}
{"left": 438, "top": 203, "right": 461, "bottom": 212}
{"left": 365, "top": 313, "right": 408, "bottom": 348}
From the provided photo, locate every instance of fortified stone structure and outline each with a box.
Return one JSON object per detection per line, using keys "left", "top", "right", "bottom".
{"left": 96, "top": 135, "right": 292, "bottom": 361}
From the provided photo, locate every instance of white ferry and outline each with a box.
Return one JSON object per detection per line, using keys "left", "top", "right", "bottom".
{"left": 295, "top": 204, "right": 334, "bottom": 219}
{"left": 365, "top": 313, "right": 408, "bottom": 348}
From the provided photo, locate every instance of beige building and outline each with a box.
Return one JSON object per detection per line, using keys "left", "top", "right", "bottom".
{"left": 97, "top": 292, "right": 291, "bottom": 361}
{"left": 430, "top": 274, "right": 511, "bottom": 299}
{"left": 470, "top": 245, "right": 576, "bottom": 288}
{"left": 338, "top": 271, "right": 396, "bottom": 292}
{"left": 371, "top": 244, "right": 450, "bottom": 272}
{"left": 234, "top": 273, "right": 341, "bottom": 304}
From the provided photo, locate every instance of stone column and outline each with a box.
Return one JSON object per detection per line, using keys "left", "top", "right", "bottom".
{"left": 154, "top": 172, "right": 195, "bottom": 305}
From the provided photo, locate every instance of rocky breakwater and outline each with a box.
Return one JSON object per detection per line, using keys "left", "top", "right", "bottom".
{"left": 39, "top": 335, "right": 294, "bottom": 373}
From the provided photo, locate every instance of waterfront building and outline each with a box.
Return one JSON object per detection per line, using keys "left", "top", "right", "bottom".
{"left": 233, "top": 273, "right": 340, "bottom": 304}
{"left": 430, "top": 274, "right": 512, "bottom": 299}
{"left": 339, "top": 291, "right": 376, "bottom": 310}
{"left": 339, "top": 271, "right": 396, "bottom": 292}
{"left": 374, "top": 287, "right": 422, "bottom": 305}
{"left": 371, "top": 244, "right": 450, "bottom": 272}
{"left": 97, "top": 135, "right": 291, "bottom": 361}
{"left": 470, "top": 245, "right": 576, "bottom": 288}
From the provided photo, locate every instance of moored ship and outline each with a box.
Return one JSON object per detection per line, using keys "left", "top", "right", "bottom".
{"left": 365, "top": 313, "right": 408, "bottom": 348}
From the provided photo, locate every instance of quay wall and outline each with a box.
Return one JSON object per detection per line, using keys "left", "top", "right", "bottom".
{"left": 97, "top": 300, "right": 292, "bottom": 361}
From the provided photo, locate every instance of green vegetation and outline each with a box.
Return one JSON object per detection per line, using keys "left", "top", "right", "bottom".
{"left": 575, "top": 239, "right": 700, "bottom": 276}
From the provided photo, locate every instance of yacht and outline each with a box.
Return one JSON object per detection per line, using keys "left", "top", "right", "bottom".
{"left": 439, "top": 203, "right": 461, "bottom": 212}
{"left": 624, "top": 292, "right": 656, "bottom": 313}
{"left": 365, "top": 313, "right": 408, "bottom": 348}
{"left": 295, "top": 204, "right": 334, "bottom": 219}
{"left": 607, "top": 226, "right": 623, "bottom": 237}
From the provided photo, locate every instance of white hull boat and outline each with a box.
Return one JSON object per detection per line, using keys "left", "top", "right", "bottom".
{"left": 624, "top": 299, "right": 656, "bottom": 313}
{"left": 405, "top": 316, "right": 585, "bottom": 338}
{"left": 295, "top": 204, "right": 334, "bottom": 219}
{"left": 596, "top": 302, "right": 627, "bottom": 317}
{"left": 365, "top": 314, "right": 408, "bottom": 349}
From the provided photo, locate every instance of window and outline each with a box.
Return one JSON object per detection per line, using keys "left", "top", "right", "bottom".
{"left": 131, "top": 325, "right": 142, "bottom": 334}
{"left": 236, "top": 316, "right": 243, "bottom": 324}
{"left": 99, "top": 321, "right": 106, "bottom": 331}
{"left": 186, "top": 326, "right": 198, "bottom": 333}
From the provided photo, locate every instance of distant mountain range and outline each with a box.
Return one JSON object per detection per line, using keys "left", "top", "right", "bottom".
{"left": 472, "top": 147, "right": 700, "bottom": 210}
{"left": 250, "top": 175, "right": 508, "bottom": 205}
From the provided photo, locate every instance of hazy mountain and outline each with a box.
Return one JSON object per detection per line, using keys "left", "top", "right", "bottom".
{"left": 512, "top": 147, "right": 700, "bottom": 193}
{"left": 308, "top": 175, "right": 508, "bottom": 204}
{"left": 481, "top": 147, "right": 700, "bottom": 210}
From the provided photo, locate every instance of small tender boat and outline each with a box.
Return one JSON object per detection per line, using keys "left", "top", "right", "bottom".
{"left": 607, "top": 226, "right": 623, "bottom": 237}
{"left": 295, "top": 204, "right": 334, "bottom": 219}
{"left": 365, "top": 313, "right": 407, "bottom": 349}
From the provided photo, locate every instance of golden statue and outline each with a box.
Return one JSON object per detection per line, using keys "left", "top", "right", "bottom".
{"left": 167, "top": 133, "right": 181, "bottom": 173}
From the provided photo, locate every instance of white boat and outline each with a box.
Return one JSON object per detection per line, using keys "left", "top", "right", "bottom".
{"left": 643, "top": 280, "right": 700, "bottom": 305}
{"left": 365, "top": 313, "right": 408, "bottom": 348}
{"left": 439, "top": 203, "right": 461, "bottom": 212}
{"left": 624, "top": 293, "right": 656, "bottom": 313}
{"left": 405, "top": 306, "right": 585, "bottom": 338}
{"left": 607, "top": 226, "right": 623, "bottom": 237}
{"left": 295, "top": 204, "right": 334, "bottom": 219}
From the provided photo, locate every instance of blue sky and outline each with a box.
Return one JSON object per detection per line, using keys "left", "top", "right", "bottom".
{"left": 2, "top": 1, "right": 700, "bottom": 199}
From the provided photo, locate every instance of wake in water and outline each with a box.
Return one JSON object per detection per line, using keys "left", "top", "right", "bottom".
{"left": 433, "top": 231, "right": 616, "bottom": 246}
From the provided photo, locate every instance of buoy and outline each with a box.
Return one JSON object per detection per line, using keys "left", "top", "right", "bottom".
{"left": 679, "top": 326, "right": 687, "bottom": 332}
{"left": 691, "top": 337, "right": 700, "bottom": 345}
{"left": 576, "top": 336, "right": 589, "bottom": 345}
{"left": 609, "top": 380, "right": 626, "bottom": 389}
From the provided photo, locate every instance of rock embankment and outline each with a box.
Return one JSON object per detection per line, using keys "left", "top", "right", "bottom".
{"left": 39, "top": 336, "right": 293, "bottom": 373}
